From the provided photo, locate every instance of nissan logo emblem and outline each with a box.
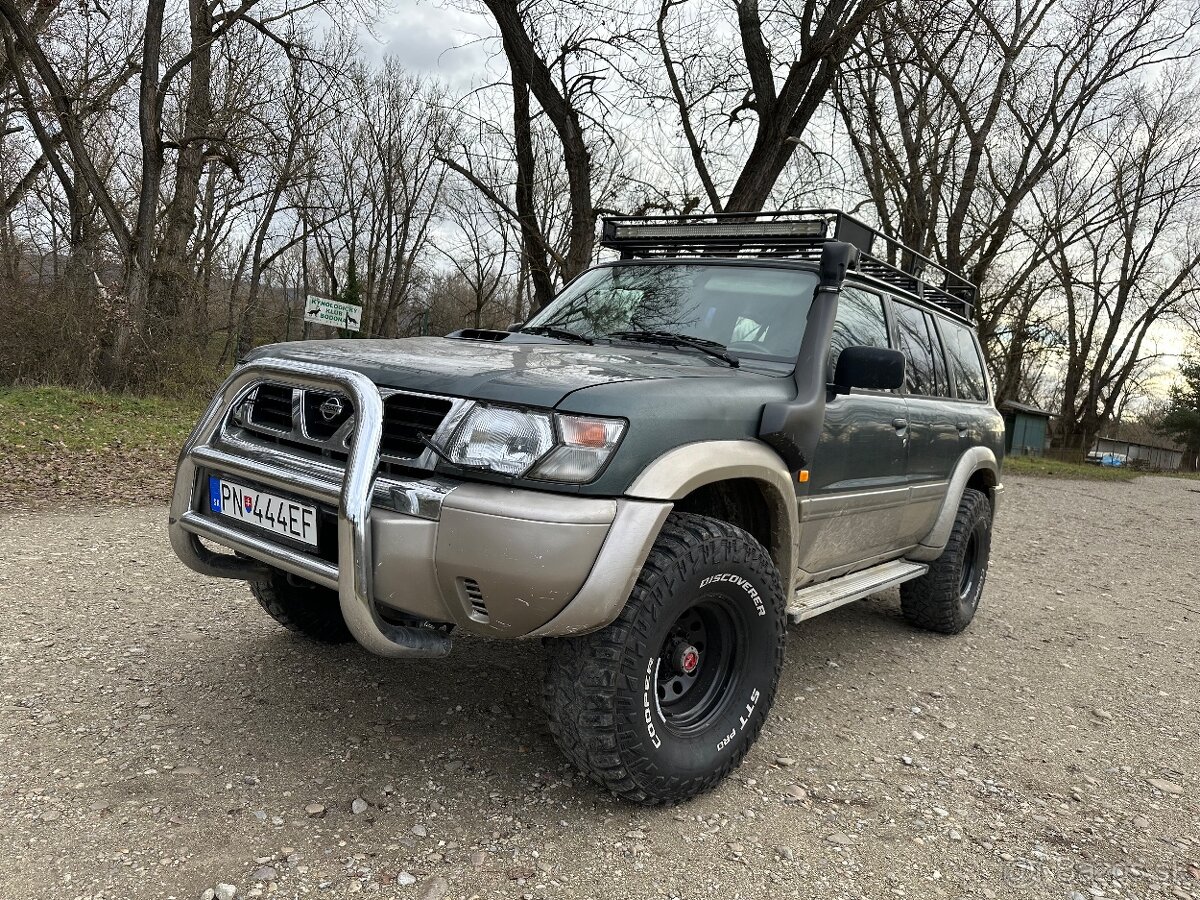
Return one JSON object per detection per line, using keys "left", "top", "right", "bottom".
{"left": 319, "top": 396, "right": 345, "bottom": 422}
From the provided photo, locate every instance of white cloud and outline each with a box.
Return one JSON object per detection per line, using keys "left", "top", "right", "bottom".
{"left": 360, "top": 1, "right": 495, "bottom": 86}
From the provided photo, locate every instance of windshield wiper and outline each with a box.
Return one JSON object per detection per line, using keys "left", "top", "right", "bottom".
{"left": 519, "top": 324, "right": 594, "bottom": 345}
{"left": 609, "top": 330, "right": 740, "bottom": 367}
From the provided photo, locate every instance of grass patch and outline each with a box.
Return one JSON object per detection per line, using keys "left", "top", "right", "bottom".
{"left": 1005, "top": 455, "right": 1200, "bottom": 481}
{"left": 1003, "top": 455, "right": 1139, "bottom": 482}
{"left": 1, "top": 386, "right": 202, "bottom": 453}
{"left": 1164, "top": 469, "right": 1200, "bottom": 481}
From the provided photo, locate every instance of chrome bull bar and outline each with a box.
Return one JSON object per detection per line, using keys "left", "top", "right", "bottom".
{"left": 167, "top": 358, "right": 452, "bottom": 658}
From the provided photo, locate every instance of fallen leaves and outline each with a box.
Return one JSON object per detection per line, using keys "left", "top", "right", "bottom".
{"left": 3, "top": 444, "right": 178, "bottom": 511}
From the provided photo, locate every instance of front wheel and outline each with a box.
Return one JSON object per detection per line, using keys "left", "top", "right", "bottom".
{"left": 543, "top": 513, "right": 786, "bottom": 805}
{"left": 250, "top": 567, "right": 353, "bottom": 643}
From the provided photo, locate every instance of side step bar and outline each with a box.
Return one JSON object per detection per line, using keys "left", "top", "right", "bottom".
{"left": 787, "top": 559, "right": 928, "bottom": 624}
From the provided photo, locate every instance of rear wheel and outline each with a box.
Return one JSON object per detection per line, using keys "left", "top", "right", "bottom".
{"left": 543, "top": 512, "right": 785, "bottom": 805}
{"left": 900, "top": 488, "right": 992, "bottom": 634}
{"left": 250, "top": 568, "right": 353, "bottom": 643}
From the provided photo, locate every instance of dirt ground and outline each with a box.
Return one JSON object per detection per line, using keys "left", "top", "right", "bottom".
{"left": 1, "top": 474, "right": 1197, "bottom": 900}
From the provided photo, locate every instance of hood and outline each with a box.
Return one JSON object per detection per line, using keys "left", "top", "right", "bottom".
{"left": 248, "top": 335, "right": 772, "bottom": 407}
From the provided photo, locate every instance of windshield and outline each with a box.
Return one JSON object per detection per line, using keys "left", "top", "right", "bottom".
{"left": 525, "top": 264, "right": 817, "bottom": 359}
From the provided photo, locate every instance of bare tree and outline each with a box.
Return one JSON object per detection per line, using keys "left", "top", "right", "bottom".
{"left": 648, "top": 0, "right": 887, "bottom": 212}
{"left": 1040, "top": 74, "right": 1200, "bottom": 450}
{"left": 836, "top": 0, "right": 1199, "bottom": 403}
{"left": 435, "top": 179, "right": 516, "bottom": 329}
{"left": 480, "top": 0, "right": 602, "bottom": 284}
{"left": 6, "top": 0, "right": 1200, "bottom": 421}
{"left": 0, "top": 0, "right": 374, "bottom": 384}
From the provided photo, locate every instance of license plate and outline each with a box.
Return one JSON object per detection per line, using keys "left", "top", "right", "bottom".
{"left": 207, "top": 476, "right": 318, "bottom": 547}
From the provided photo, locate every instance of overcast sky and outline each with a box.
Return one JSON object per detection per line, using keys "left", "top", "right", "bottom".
{"left": 355, "top": 1, "right": 1190, "bottom": 400}
{"left": 361, "top": 1, "right": 492, "bottom": 86}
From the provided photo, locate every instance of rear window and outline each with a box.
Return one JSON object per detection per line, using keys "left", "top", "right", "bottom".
{"left": 941, "top": 320, "right": 989, "bottom": 401}
{"left": 926, "top": 313, "right": 951, "bottom": 397}
{"left": 893, "top": 302, "right": 940, "bottom": 396}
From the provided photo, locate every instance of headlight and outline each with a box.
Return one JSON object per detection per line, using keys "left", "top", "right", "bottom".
{"left": 443, "top": 406, "right": 555, "bottom": 477}
{"left": 441, "top": 406, "right": 626, "bottom": 482}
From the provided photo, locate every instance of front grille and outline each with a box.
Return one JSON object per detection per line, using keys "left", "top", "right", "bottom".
{"left": 249, "top": 384, "right": 293, "bottom": 430}
{"left": 304, "top": 391, "right": 353, "bottom": 439}
{"left": 242, "top": 428, "right": 349, "bottom": 464}
{"left": 381, "top": 394, "right": 453, "bottom": 459}
{"left": 234, "top": 381, "right": 456, "bottom": 466}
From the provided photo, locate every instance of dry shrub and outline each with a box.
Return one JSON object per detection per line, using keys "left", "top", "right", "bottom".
{"left": 0, "top": 273, "right": 225, "bottom": 398}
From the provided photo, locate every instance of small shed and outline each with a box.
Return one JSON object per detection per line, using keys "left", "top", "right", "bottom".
{"left": 1000, "top": 401, "right": 1054, "bottom": 458}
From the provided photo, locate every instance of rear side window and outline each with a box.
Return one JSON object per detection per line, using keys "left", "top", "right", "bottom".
{"left": 941, "top": 320, "right": 989, "bottom": 401}
{"left": 926, "top": 314, "right": 950, "bottom": 397}
{"left": 893, "top": 302, "right": 939, "bottom": 396}
{"left": 829, "top": 287, "right": 890, "bottom": 382}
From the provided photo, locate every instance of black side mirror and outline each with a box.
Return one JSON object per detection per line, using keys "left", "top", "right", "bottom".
{"left": 833, "top": 345, "right": 906, "bottom": 392}
{"left": 507, "top": 321, "right": 524, "bottom": 332}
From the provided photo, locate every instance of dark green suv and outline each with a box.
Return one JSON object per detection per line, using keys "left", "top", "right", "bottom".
{"left": 169, "top": 210, "right": 1004, "bottom": 804}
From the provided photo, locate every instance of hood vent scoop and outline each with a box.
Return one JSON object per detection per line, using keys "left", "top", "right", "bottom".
{"left": 448, "top": 328, "right": 512, "bottom": 342}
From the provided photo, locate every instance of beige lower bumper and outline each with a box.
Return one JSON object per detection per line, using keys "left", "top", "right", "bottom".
{"left": 373, "top": 483, "right": 671, "bottom": 638}
{"left": 170, "top": 357, "right": 673, "bottom": 654}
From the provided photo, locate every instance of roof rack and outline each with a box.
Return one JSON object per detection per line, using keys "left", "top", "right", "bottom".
{"left": 599, "top": 208, "right": 977, "bottom": 320}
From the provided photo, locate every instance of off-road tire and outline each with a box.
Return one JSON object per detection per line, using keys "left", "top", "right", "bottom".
{"left": 250, "top": 568, "right": 353, "bottom": 643}
{"left": 900, "top": 488, "right": 992, "bottom": 635}
{"left": 542, "top": 512, "right": 786, "bottom": 805}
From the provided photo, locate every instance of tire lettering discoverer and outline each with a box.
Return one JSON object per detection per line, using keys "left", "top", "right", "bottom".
{"left": 699, "top": 573, "right": 767, "bottom": 616}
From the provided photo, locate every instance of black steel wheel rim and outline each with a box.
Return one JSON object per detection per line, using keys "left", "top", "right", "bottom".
{"left": 654, "top": 597, "right": 745, "bottom": 733}
{"left": 959, "top": 529, "right": 981, "bottom": 602}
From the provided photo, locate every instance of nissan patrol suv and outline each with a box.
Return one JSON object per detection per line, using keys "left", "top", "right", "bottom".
{"left": 169, "top": 210, "right": 1004, "bottom": 804}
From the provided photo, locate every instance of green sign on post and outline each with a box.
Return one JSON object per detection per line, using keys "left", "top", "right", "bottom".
{"left": 304, "top": 295, "right": 362, "bottom": 332}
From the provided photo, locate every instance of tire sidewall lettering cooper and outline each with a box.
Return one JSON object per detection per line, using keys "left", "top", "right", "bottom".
{"left": 643, "top": 658, "right": 662, "bottom": 749}
{"left": 631, "top": 563, "right": 778, "bottom": 770}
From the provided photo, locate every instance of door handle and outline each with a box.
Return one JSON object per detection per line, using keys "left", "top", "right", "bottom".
{"left": 892, "top": 417, "right": 909, "bottom": 430}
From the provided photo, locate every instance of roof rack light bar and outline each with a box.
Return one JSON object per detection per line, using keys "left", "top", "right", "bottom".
{"left": 599, "top": 209, "right": 978, "bottom": 320}
{"left": 609, "top": 219, "right": 826, "bottom": 241}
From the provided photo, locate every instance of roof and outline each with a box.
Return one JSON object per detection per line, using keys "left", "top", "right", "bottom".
{"left": 1095, "top": 436, "right": 1185, "bottom": 454}
{"left": 599, "top": 209, "right": 978, "bottom": 320}
{"left": 999, "top": 400, "right": 1056, "bottom": 418}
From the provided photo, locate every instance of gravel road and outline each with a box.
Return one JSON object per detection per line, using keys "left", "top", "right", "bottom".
{"left": 2, "top": 475, "right": 1197, "bottom": 900}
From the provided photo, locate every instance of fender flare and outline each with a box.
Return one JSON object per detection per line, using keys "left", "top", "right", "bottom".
{"left": 626, "top": 440, "right": 799, "bottom": 596}
{"left": 908, "top": 446, "right": 1001, "bottom": 562}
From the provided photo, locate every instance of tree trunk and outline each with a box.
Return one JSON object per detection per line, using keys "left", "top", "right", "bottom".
{"left": 724, "top": 58, "right": 833, "bottom": 212}
{"left": 110, "top": 0, "right": 167, "bottom": 384}
{"left": 511, "top": 74, "right": 554, "bottom": 313}
{"left": 152, "top": 0, "right": 214, "bottom": 326}
{"left": 483, "top": 0, "right": 594, "bottom": 281}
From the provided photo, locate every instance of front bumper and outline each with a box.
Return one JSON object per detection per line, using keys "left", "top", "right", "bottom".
{"left": 167, "top": 358, "right": 670, "bottom": 656}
